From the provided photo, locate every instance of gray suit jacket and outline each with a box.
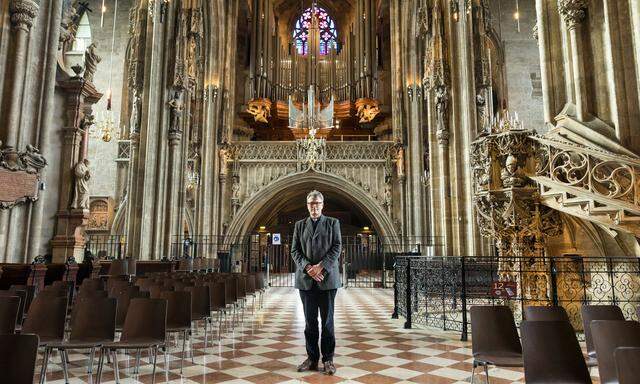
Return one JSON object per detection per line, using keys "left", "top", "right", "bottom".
{"left": 291, "top": 215, "right": 342, "bottom": 290}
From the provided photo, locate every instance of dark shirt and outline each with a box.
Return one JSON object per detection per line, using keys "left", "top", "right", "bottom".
{"left": 311, "top": 217, "right": 319, "bottom": 232}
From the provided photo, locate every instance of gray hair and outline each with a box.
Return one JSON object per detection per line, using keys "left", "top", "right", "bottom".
{"left": 306, "top": 190, "right": 324, "bottom": 202}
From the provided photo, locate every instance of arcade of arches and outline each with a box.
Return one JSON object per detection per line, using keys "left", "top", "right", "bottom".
{"left": 1, "top": 0, "right": 640, "bottom": 382}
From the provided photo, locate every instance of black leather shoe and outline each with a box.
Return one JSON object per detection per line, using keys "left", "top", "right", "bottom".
{"left": 323, "top": 360, "right": 336, "bottom": 375}
{"left": 297, "top": 358, "right": 319, "bottom": 372}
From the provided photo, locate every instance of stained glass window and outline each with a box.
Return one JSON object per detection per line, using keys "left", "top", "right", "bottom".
{"left": 293, "top": 7, "right": 337, "bottom": 56}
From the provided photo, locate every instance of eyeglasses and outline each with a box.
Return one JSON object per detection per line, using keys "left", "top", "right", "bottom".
{"left": 307, "top": 201, "right": 323, "bottom": 206}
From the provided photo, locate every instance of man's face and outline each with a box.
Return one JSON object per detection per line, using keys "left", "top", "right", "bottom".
{"left": 307, "top": 197, "right": 323, "bottom": 219}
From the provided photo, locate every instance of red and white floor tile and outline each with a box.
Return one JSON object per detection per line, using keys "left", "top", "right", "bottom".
{"left": 35, "top": 287, "right": 599, "bottom": 383}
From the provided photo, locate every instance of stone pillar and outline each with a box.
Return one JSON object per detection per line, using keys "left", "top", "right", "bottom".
{"left": 51, "top": 77, "right": 103, "bottom": 263}
{"left": 536, "top": 0, "right": 555, "bottom": 124}
{"left": 558, "top": 0, "right": 589, "bottom": 121}
{"left": 27, "top": 0, "right": 64, "bottom": 261}
{"left": 164, "top": 127, "right": 183, "bottom": 256}
{"left": 4, "top": 0, "right": 39, "bottom": 150}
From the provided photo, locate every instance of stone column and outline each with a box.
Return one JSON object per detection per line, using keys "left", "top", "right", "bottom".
{"left": 51, "top": 77, "right": 103, "bottom": 263}
{"left": 164, "top": 127, "right": 182, "bottom": 256}
{"left": 27, "top": 0, "right": 64, "bottom": 260}
{"left": 558, "top": 0, "right": 589, "bottom": 121}
{"left": 4, "top": 0, "right": 39, "bottom": 150}
{"left": 0, "top": 0, "right": 39, "bottom": 261}
{"left": 536, "top": 0, "right": 556, "bottom": 124}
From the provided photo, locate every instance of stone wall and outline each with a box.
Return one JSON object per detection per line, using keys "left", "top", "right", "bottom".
{"left": 490, "top": 0, "right": 545, "bottom": 133}
{"left": 84, "top": 0, "right": 133, "bottom": 199}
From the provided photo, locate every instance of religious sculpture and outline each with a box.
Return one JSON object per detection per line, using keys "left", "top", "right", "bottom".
{"left": 129, "top": 89, "right": 141, "bottom": 134}
{"left": 71, "top": 158, "right": 91, "bottom": 210}
{"left": 20, "top": 144, "right": 47, "bottom": 173}
{"left": 80, "top": 113, "right": 95, "bottom": 132}
{"left": 355, "top": 98, "right": 381, "bottom": 123}
{"left": 501, "top": 154, "right": 526, "bottom": 188}
{"left": 247, "top": 98, "right": 272, "bottom": 124}
{"left": 395, "top": 146, "right": 405, "bottom": 178}
{"left": 231, "top": 179, "right": 241, "bottom": 214}
{"left": 83, "top": 43, "right": 101, "bottom": 83}
{"left": 218, "top": 146, "right": 230, "bottom": 176}
{"left": 168, "top": 90, "right": 184, "bottom": 134}
{"left": 383, "top": 183, "right": 392, "bottom": 216}
{"left": 435, "top": 86, "right": 449, "bottom": 146}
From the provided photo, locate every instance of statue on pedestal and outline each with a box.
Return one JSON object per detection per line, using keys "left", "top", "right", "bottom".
{"left": 83, "top": 43, "right": 101, "bottom": 83}
{"left": 168, "top": 91, "right": 184, "bottom": 135}
{"left": 71, "top": 159, "right": 91, "bottom": 210}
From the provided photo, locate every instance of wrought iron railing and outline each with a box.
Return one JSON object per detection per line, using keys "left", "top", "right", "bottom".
{"left": 393, "top": 255, "right": 640, "bottom": 341}
{"left": 86, "top": 234, "right": 126, "bottom": 260}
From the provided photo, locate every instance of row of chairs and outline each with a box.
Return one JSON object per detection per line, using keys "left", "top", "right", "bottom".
{"left": 470, "top": 304, "right": 640, "bottom": 384}
{"left": 0, "top": 270, "right": 268, "bottom": 384}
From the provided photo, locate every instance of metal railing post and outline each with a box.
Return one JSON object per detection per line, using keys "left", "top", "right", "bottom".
{"left": 404, "top": 258, "right": 412, "bottom": 329}
{"left": 392, "top": 260, "right": 399, "bottom": 319}
{"left": 550, "top": 257, "right": 559, "bottom": 306}
{"left": 461, "top": 256, "right": 468, "bottom": 341}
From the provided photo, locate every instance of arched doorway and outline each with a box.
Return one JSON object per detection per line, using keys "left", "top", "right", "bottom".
{"left": 226, "top": 170, "right": 402, "bottom": 287}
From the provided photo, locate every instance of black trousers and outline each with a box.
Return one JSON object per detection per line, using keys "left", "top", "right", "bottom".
{"left": 299, "top": 285, "right": 337, "bottom": 363}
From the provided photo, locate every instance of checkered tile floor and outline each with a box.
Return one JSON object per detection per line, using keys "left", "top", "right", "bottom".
{"left": 35, "top": 287, "right": 600, "bottom": 383}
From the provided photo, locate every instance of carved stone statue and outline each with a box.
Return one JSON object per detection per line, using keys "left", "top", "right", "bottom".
{"left": 71, "top": 158, "right": 91, "bottom": 210}
{"left": 383, "top": 183, "right": 392, "bottom": 215}
{"left": 20, "top": 144, "right": 47, "bottom": 173}
{"left": 219, "top": 147, "right": 230, "bottom": 176}
{"left": 231, "top": 179, "right": 241, "bottom": 214}
{"left": 83, "top": 43, "right": 102, "bottom": 83}
{"left": 168, "top": 91, "right": 184, "bottom": 134}
{"left": 129, "top": 89, "right": 141, "bottom": 134}
{"left": 80, "top": 113, "right": 95, "bottom": 131}
{"left": 395, "top": 146, "right": 405, "bottom": 178}
{"left": 501, "top": 154, "right": 525, "bottom": 188}
{"left": 435, "top": 85, "right": 449, "bottom": 145}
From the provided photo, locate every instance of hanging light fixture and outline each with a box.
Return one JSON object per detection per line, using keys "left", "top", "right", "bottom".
{"left": 95, "top": 0, "right": 119, "bottom": 142}
{"left": 514, "top": 0, "right": 521, "bottom": 32}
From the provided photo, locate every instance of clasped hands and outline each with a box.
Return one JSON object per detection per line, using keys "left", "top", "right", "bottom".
{"left": 305, "top": 263, "right": 325, "bottom": 282}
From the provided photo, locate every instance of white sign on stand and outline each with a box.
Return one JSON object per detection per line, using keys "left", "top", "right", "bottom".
{"left": 272, "top": 233, "right": 281, "bottom": 245}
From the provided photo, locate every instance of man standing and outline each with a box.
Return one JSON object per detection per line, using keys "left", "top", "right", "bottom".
{"left": 291, "top": 190, "right": 342, "bottom": 375}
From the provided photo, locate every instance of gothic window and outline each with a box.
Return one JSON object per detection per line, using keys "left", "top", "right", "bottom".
{"left": 293, "top": 6, "right": 338, "bottom": 56}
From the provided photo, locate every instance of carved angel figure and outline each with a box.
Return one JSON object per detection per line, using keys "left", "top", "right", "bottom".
{"left": 247, "top": 98, "right": 271, "bottom": 124}
{"left": 83, "top": 43, "right": 102, "bottom": 83}
{"left": 356, "top": 98, "right": 381, "bottom": 123}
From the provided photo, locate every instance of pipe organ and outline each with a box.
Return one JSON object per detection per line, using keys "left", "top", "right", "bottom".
{"left": 244, "top": 0, "right": 386, "bottom": 137}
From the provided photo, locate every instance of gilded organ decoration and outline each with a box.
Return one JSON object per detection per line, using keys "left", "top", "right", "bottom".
{"left": 246, "top": 98, "right": 272, "bottom": 124}
{"left": 355, "top": 98, "right": 381, "bottom": 123}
